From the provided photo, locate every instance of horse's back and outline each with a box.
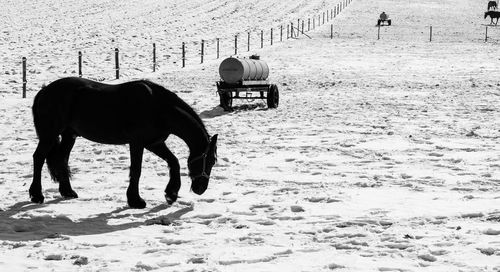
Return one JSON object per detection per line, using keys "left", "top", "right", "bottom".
{"left": 33, "top": 77, "right": 166, "bottom": 144}
{"left": 33, "top": 77, "right": 111, "bottom": 115}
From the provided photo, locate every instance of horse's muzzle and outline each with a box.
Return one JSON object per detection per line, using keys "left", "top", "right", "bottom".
{"left": 191, "top": 177, "right": 209, "bottom": 195}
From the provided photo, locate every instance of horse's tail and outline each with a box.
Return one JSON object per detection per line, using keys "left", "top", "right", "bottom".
{"left": 32, "top": 85, "right": 44, "bottom": 139}
{"left": 32, "top": 84, "right": 70, "bottom": 183}
{"left": 46, "top": 138, "right": 69, "bottom": 183}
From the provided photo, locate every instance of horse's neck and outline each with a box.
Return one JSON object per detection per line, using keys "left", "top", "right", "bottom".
{"left": 170, "top": 107, "right": 209, "bottom": 155}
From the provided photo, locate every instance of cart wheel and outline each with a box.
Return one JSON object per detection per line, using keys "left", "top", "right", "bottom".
{"left": 220, "top": 91, "right": 233, "bottom": 111}
{"left": 267, "top": 84, "right": 279, "bottom": 109}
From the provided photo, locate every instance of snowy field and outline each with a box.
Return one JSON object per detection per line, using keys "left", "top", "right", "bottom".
{"left": 1, "top": 0, "right": 500, "bottom": 271}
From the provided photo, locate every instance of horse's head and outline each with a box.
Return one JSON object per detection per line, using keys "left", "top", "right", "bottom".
{"left": 188, "top": 134, "right": 218, "bottom": 195}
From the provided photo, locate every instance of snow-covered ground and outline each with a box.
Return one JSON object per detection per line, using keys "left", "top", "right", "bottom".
{"left": 1, "top": 0, "right": 499, "bottom": 271}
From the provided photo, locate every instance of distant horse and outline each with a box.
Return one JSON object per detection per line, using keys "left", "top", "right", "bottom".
{"left": 30, "top": 77, "right": 218, "bottom": 208}
{"left": 488, "top": 1, "right": 498, "bottom": 10}
{"left": 485, "top": 10, "right": 500, "bottom": 25}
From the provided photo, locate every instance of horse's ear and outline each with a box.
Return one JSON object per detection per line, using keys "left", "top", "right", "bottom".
{"left": 210, "top": 134, "right": 218, "bottom": 146}
{"left": 209, "top": 134, "right": 218, "bottom": 159}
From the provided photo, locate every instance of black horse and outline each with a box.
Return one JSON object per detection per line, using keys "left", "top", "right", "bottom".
{"left": 488, "top": 1, "right": 498, "bottom": 10}
{"left": 30, "top": 77, "right": 218, "bottom": 208}
{"left": 485, "top": 10, "right": 500, "bottom": 25}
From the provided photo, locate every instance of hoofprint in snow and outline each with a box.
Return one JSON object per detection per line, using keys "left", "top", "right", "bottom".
{"left": 1, "top": 0, "right": 499, "bottom": 271}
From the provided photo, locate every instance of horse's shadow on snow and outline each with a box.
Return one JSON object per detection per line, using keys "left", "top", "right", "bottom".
{"left": 0, "top": 200, "right": 193, "bottom": 241}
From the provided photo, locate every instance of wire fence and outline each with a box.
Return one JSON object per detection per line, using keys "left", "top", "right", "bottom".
{"left": 11, "top": 0, "right": 499, "bottom": 98}
{"left": 12, "top": 0, "right": 354, "bottom": 98}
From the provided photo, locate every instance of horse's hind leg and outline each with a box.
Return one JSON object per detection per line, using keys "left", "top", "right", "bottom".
{"left": 127, "top": 143, "right": 146, "bottom": 208}
{"left": 57, "top": 129, "right": 78, "bottom": 199}
{"left": 30, "top": 138, "right": 57, "bottom": 203}
{"left": 146, "top": 142, "right": 181, "bottom": 204}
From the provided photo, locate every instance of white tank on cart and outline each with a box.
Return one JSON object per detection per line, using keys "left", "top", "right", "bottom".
{"left": 218, "top": 56, "right": 269, "bottom": 84}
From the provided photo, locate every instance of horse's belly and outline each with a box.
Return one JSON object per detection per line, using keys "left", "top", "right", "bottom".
{"left": 72, "top": 124, "right": 130, "bottom": 145}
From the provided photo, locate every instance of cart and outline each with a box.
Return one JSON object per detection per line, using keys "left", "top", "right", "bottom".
{"left": 217, "top": 80, "right": 279, "bottom": 111}
{"left": 216, "top": 56, "right": 279, "bottom": 111}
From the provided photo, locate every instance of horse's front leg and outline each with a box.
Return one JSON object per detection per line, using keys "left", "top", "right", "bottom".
{"left": 146, "top": 143, "right": 181, "bottom": 204}
{"left": 127, "top": 143, "right": 146, "bottom": 208}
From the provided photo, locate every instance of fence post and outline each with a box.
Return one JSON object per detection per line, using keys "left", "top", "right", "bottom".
{"left": 182, "top": 42, "right": 185, "bottom": 68}
{"left": 323, "top": 12, "right": 325, "bottom": 24}
{"left": 280, "top": 25, "right": 283, "bottom": 41}
{"left": 248, "top": 32, "right": 251, "bottom": 51}
{"left": 115, "top": 48, "right": 119, "bottom": 79}
{"left": 22, "top": 57, "right": 26, "bottom": 98}
{"left": 302, "top": 20, "right": 305, "bottom": 34}
{"left": 485, "top": 26, "right": 488, "bottom": 42}
{"left": 271, "top": 28, "right": 273, "bottom": 45}
{"left": 152, "top": 43, "right": 156, "bottom": 72}
{"left": 287, "top": 24, "right": 290, "bottom": 39}
{"left": 216, "top": 38, "right": 220, "bottom": 59}
{"left": 308, "top": 18, "right": 311, "bottom": 31}
{"left": 377, "top": 24, "right": 380, "bottom": 40}
{"left": 78, "top": 51, "right": 82, "bottom": 77}
{"left": 331, "top": 24, "right": 333, "bottom": 39}
{"left": 297, "top": 19, "right": 300, "bottom": 38}
{"left": 331, "top": 9, "right": 333, "bottom": 19}
{"left": 261, "top": 30, "right": 264, "bottom": 48}
{"left": 200, "top": 40, "right": 204, "bottom": 64}
{"left": 429, "top": 26, "right": 432, "bottom": 42}
{"left": 234, "top": 35, "right": 238, "bottom": 55}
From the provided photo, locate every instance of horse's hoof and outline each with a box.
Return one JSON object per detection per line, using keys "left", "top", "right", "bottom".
{"left": 165, "top": 192, "right": 178, "bottom": 205}
{"left": 128, "top": 197, "right": 146, "bottom": 209}
{"left": 60, "top": 190, "right": 78, "bottom": 199}
{"left": 30, "top": 194, "right": 45, "bottom": 204}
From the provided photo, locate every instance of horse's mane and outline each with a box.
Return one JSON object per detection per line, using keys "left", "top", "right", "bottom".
{"left": 141, "top": 80, "right": 209, "bottom": 140}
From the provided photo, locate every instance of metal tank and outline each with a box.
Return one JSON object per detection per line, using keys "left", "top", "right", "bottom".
{"left": 218, "top": 57, "right": 269, "bottom": 84}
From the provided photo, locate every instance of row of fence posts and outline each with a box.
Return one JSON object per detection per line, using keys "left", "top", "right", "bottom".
{"left": 20, "top": 0, "right": 353, "bottom": 97}
{"left": 175, "top": 0, "right": 351, "bottom": 66}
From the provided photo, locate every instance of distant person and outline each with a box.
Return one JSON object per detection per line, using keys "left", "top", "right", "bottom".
{"left": 380, "top": 12, "right": 388, "bottom": 21}
{"left": 377, "top": 11, "right": 391, "bottom": 26}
